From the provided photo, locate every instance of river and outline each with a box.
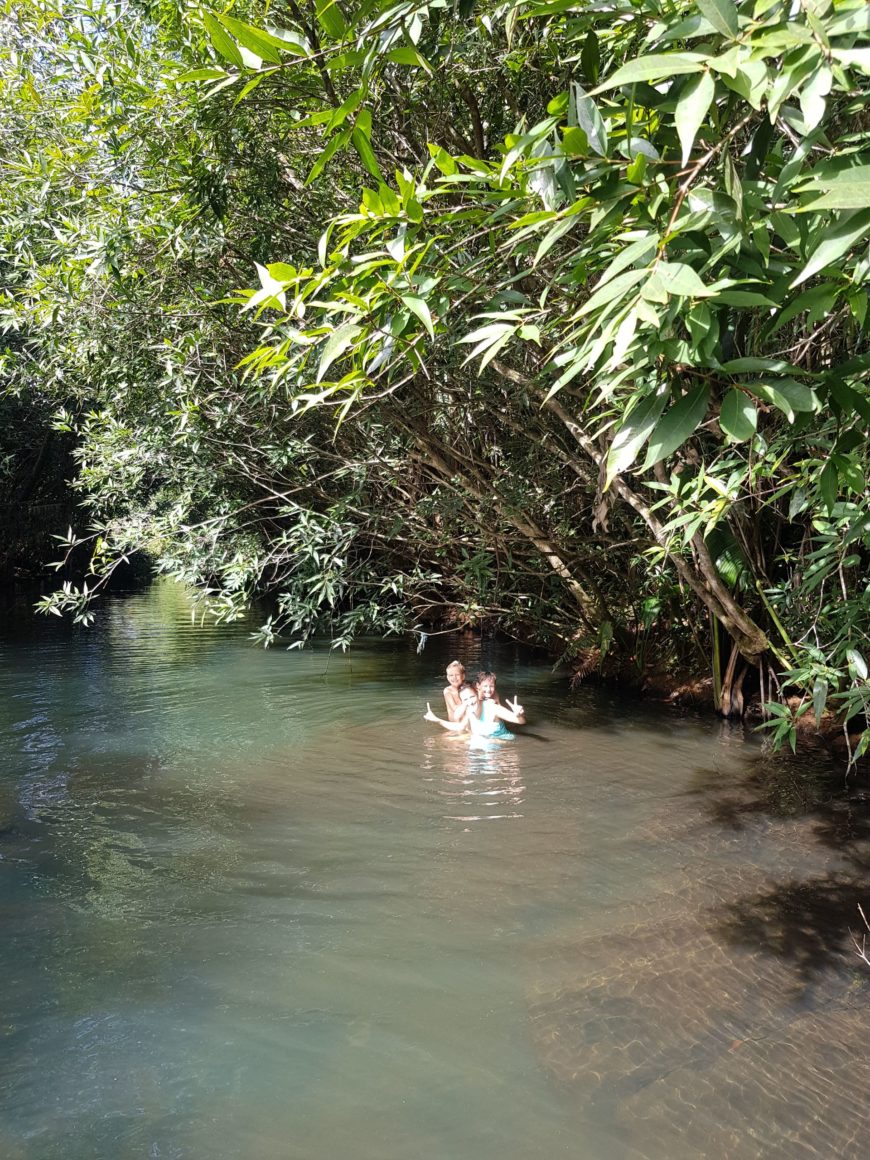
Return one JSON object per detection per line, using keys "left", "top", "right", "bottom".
{"left": 1, "top": 580, "right": 868, "bottom": 1159}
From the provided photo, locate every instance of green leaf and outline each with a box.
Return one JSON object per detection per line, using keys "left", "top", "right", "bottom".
{"left": 751, "top": 378, "right": 819, "bottom": 422}
{"left": 534, "top": 215, "right": 580, "bottom": 263}
{"left": 847, "top": 650, "right": 868, "bottom": 681}
{"left": 327, "top": 87, "right": 364, "bottom": 132}
{"left": 675, "top": 71, "right": 715, "bottom": 167}
{"left": 175, "top": 67, "right": 228, "bottom": 82}
{"left": 719, "top": 389, "right": 757, "bottom": 441}
{"left": 400, "top": 295, "right": 434, "bottom": 338}
{"left": 457, "top": 321, "right": 515, "bottom": 345}
{"left": 647, "top": 262, "right": 710, "bottom": 298}
{"left": 606, "top": 389, "right": 668, "bottom": 486}
{"left": 695, "top": 0, "right": 738, "bottom": 39}
{"left": 791, "top": 208, "right": 870, "bottom": 288}
{"left": 812, "top": 676, "right": 828, "bottom": 724}
{"left": 767, "top": 284, "right": 839, "bottom": 337}
{"left": 593, "top": 53, "right": 708, "bottom": 93}
{"left": 292, "top": 109, "right": 335, "bottom": 129}
{"left": 306, "top": 126, "right": 351, "bottom": 184}
{"left": 234, "top": 73, "right": 267, "bottom": 105}
{"left": 800, "top": 64, "right": 832, "bottom": 132}
{"left": 721, "top": 358, "right": 802, "bottom": 374}
{"left": 579, "top": 266, "right": 650, "bottom": 317}
{"left": 581, "top": 31, "right": 600, "bottom": 85}
{"left": 828, "top": 380, "right": 870, "bottom": 425}
{"left": 641, "top": 384, "right": 709, "bottom": 469}
{"left": 317, "top": 322, "right": 361, "bottom": 382}
{"left": 711, "top": 290, "right": 778, "bottom": 307}
{"left": 262, "top": 25, "right": 310, "bottom": 55}
{"left": 626, "top": 153, "right": 647, "bottom": 184}
{"left": 386, "top": 47, "right": 430, "bottom": 69}
{"left": 569, "top": 84, "right": 607, "bottom": 156}
{"left": 827, "top": 8, "right": 870, "bottom": 34}
{"left": 798, "top": 155, "right": 856, "bottom": 206}
{"left": 561, "top": 126, "right": 589, "bottom": 155}
{"left": 593, "top": 236, "right": 658, "bottom": 291}
{"left": 547, "top": 92, "right": 569, "bottom": 116}
{"left": 315, "top": 0, "right": 347, "bottom": 39}
{"left": 217, "top": 15, "right": 284, "bottom": 63}
{"left": 832, "top": 48, "right": 870, "bottom": 75}
{"left": 203, "top": 13, "right": 245, "bottom": 68}
{"left": 352, "top": 125, "right": 383, "bottom": 181}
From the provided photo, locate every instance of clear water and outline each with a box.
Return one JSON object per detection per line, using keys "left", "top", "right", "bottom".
{"left": 1, "top": 580, "right": 869, "bottom": 1160}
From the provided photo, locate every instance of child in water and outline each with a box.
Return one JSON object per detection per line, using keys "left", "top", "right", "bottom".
{"left": 443, "top": 659, "right": 466, "bottom": 721}
{"left": 475, "top": 670, "right": 501, "bottom": 705}
{"left": 475, "top": 671, "right": 512, "bottom": 737}
{"left": 425, "top": 681, "right": 525, "bottom": 740}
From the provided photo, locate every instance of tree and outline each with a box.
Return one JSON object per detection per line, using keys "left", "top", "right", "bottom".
{"left": 3, "top": 0, "right": 870, "bottom": 758}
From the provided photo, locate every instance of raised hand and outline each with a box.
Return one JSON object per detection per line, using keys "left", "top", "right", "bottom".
{"left": 506, "top": 696, "right": 524, "bottom": 716}
{"left": 424, "top": 702, "right": 438, "bottom": 722}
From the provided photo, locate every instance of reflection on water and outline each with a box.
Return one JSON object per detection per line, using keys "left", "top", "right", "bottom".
{"left": 422, "top": 734, "right": 525, "bottom": 823}
{"left": 1, "top": 580, "right": 870, "bottom": 1160}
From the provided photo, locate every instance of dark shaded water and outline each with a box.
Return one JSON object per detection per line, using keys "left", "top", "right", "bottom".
{"left": 1, "top": 581, "right": 869, "bottom": 1159}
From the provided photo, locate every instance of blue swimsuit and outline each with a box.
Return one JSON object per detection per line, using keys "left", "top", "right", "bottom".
{"left": 473, "top": 700, "right": 515, "bottom": 741}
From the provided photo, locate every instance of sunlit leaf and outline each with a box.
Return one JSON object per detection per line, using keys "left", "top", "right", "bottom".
{"left": 605, "top": 389, "right": 668, "bottom": 487}
{"left": 314, "top": 327, "right": 359, "bottom": 385}
{"left": 400, "top": 295, "right": 434, "bottom": 338}
{"left": 791, "top": 208, "right": 870, "bottom": 288}
{"left": 695, "top": 0, "right": 738, "bottom": 39}
{"left": 675, "top": 71, "right": 715, "bottom": 167}
{"left": 593, "top": 53, "right": 708, "bottom": 93}
{"left": 203, "top": 12, "right": 244, "bottom": 68}
{"left": 216, "top": 15, "right": 284, "bottom": 64}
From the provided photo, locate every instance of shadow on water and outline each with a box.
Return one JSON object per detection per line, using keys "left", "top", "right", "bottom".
{"left": 682, "top": 742, "right": 870, "bottom": 980}
{"left": 716, "top": 875, "right": 870, "bottom": 983}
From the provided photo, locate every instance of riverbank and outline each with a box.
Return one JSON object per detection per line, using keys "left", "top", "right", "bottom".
{"left": 637, "top": 668, "right": 869, "bottom": 774}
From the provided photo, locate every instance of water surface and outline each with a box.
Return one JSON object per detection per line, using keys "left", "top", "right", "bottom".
{"left": 1, "top": 581, "right": 869, "bottom": 1159}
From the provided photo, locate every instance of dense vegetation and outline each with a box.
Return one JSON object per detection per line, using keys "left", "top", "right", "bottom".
{"left": 1, "top": 0, "right": 869, "bottom": 757}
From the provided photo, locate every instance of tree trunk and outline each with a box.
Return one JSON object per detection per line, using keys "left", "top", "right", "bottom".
{"left": 720, "top": 642, "right": 748, "bottom": 718}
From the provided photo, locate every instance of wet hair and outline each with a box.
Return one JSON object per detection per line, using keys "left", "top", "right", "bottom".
{"left": 458, "top": 681, "right": 478, "bottom": 695}
{"left": 475, "top": 671, "right": 496, "bottom": 685}
{"left": 446, "top": 659, "right": 465, "bottom": 675}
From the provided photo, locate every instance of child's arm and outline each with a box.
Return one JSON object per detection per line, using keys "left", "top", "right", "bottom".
{"left": 443, "top": 687, "right": 464, "bottom": 721}
{"left": 426, "top": 702, "right": 468, "bottom": 732}
{"left": 492, "top": 697, "right": 525, "bottom": 725}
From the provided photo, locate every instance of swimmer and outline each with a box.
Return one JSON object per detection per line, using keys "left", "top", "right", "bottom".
{"left": 475, "top": 670, "right": 502, "bottom": 706}
{"left": 425, "top": 682, "right": 526, "bottom": 740}
{"left": 476, "top": 671, "right": 520, "bottom": 738}
{"left": 443, "top": 659, "right": 466, "bottom": 721}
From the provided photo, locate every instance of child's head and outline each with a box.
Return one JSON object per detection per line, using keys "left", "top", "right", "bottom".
{"left": 445, "top": 660, "right": 465, "bottom": 689}
{"left": 458, "top": 681, "right": 480, "bottom": 712}
{"left": 475, "top": 671, "right": 497, "bottom": 700}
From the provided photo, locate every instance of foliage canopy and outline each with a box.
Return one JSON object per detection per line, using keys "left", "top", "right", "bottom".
{"left": 2, "top": 0, "right": 869, "bottom": 757}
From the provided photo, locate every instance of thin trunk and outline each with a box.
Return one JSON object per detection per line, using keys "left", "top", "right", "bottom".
{"left": 711, "top": 611, "right": 722, "bottom": 712}
{"left": 404, "top": 423, "right": 607, "bottom": 632}
{"left": 531, "top": 386, "right": 770, "bottom": 663}
{"left": 719, "top": 643, "right": 750, "bottom": 718}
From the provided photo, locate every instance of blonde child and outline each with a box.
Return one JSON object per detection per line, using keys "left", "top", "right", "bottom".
{"left": 443, "top": 660, "right": 466, "bottom": 722}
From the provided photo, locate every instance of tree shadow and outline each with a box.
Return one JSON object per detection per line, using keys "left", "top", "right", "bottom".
{"left": 694, "top": 752, "right": 870, "bottom": 979}
{"left": 714, "top": 874, "right": 870, "bottom": 983}
{"left": 695, "top": 747, "right": 870, "bottom": 838}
